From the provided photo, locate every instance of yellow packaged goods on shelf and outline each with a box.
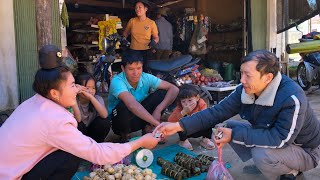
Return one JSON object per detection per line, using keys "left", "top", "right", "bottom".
{"left": 98, "top": 20, "right": 120, "bottom": 50}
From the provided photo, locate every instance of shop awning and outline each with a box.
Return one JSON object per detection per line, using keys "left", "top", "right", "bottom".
{"left": 277, "top": 0, "right": 320, "bottom": 33}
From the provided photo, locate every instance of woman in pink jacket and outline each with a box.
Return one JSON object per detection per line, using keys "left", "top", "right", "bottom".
{"left": 0, "top": 45, "right": 160, "bottom": 180}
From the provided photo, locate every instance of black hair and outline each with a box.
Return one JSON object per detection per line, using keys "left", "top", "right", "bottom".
{"left": 33, "top": 66, "right": 70, "bottom": 98}
{"left": 75, "top": 72, "right": 96, "bottom": 87}
{"left": 75, "top": 72, "right": 96, "bottom": 112}
{"left": 134, "top": 0, "right": 150, "bottom": 8}
{"left": 33, "top": 44, "right": 70, "bottom": 98}
{"left": 176, "top": 84, "right": 199, "bottom": 107}
{"left": 121, "top": 51, "right": 144, "bottom": 67}
{"left": 241, "top": 50, "right": 280, "bottom": 78}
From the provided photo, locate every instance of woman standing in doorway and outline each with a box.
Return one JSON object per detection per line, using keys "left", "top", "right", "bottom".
{"left": 123, "top": 0, "right": 159, "bottom": 64}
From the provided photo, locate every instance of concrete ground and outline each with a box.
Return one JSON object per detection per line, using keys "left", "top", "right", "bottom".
{"left": 103, "top": 85, "right": 320, "bottom": 180}
{"left": 1, "top": 85, "right": 319, "bottom": 179}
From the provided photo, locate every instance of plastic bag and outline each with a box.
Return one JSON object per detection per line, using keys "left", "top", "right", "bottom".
{"left": 189, "top": 21, "right": 207, "bottom": 55}
{"left": 206, "top": 147, "right": 234, "bottom": 180}
{"left": 61, "top": 47, "right": 78, "bottom": 75}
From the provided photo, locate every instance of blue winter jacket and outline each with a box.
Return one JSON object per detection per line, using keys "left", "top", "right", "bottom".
{"left": 180, "top": 72, "right": 320, "bottom": 149}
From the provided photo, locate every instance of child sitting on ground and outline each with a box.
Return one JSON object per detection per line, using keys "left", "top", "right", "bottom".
{"left": 73, "top": 72, "right": 111, "bottom": 143}
{"left": 168, "top": 84, "right": 215, "bottom": 150}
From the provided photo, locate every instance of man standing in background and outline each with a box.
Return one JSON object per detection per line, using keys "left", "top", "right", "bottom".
{"left": 155, "top": 8, "right": 173, "bottom": 60}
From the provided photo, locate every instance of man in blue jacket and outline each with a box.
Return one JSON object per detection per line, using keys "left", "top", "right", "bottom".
{"left": 154, "top": 50, "right": 320, "bottom": 180}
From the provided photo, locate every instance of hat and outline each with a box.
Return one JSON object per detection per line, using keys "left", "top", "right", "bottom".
{"left": 39, "top": 45, "right": 62, "bottom": 70}
{"left": 134, "top": 0, "right": 151, "bottom": 8}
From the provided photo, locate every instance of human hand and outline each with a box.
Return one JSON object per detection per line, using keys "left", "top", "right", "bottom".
{"left": 153, "top": 122, "right": 183, "bottom": 137}
{"left": 152, "top": 108, "right": 162, "bottom": 122}
{"left": 213, "top": 127, "right": 232, "bottom": 148}
{"left": 148, "top": 39, "right": 157, "bottom": 49}
{"left": 139, "top": 133, "right": 160, "bottom": 149}
{"left": 120, "top": 37, "right": 129, "bottom": 47}
{"left": 76, "top": 84, "right": 94, "bottom": 100}
{"left": 181, "top": 102, "right": 197, "bottom": 116}
{"left": 76, "top": 84, "right": 85, "bottom": 93}
{"left": 152, "top": 120, "right": 160, "bottom": 127}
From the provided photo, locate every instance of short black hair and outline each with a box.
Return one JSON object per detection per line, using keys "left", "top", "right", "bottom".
{"left": 241, "top": 50, "right": 280, "bottom": 78}
{"left": 134, "top": 0, "right": 150, "bottom": 8}
{"left": 121, "top": 51, "right": 144, "bottom": 67}
{"left": 176, "top": 84, "right": 199, "bottom": 107}
{"left": 33, "top": 66, "right": 70, "bottom": 98}
{"left": 75, "top": 72, "right": 95, "bottom": 87}
{"left": 75, "top": 72, "right": 96, "bottom": 112}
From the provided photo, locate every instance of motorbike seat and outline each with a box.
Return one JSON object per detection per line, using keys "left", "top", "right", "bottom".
{"left": 305, "top": 52, "right": 320, "bottom": 66}
{"left": 148, "top": 55, "right": 193, "bottom": 72}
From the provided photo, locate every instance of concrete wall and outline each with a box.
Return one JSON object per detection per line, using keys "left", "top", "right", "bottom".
{"left": 0, "top": 0, "right": 19, "bottom": 111}
{"left": 251, "top": 0, "right": 267, "bottom": 50}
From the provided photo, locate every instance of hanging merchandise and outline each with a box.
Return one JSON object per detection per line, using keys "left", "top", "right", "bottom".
{"left": 173, "top": 15, "right": 194, "bottom": 54}
{"left": 61, "top": 47, "right": 77, "bottom": 75}
{"left": 204, "top": 16, "right": 212, "bottom": 33}
{"left": 61, "top": 2, "right": 69, "bottom": 28}
{"left": 98, "top": 20, "right": 118, "bottom": 50}
{"left": 189, "top": 14, "right": 208, "bottom": 55}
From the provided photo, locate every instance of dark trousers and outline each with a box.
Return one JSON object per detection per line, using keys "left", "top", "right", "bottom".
{"left": 155, "top": 49, "right": 172, "bottom": 60}
{"left": 78, "top": 116, "right": 111, "bottom": 143}
{"left": 111, "top": 90, "right": 166, "bottom": 136}
{"left": 22, "top": 150, "right": 81, "bottom": 180}
{"left": 178, "top": 128, "right": 212, "bottom": 141}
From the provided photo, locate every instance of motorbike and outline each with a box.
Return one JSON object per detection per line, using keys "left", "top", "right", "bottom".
{"left": 148, "top": 55, "right": 212, "bottom": 105}
{"left": 294, "top": 32, "right": 320, "bottom": 91}
{"left": 297, "top": 51, "right": 320, "bottom": 90}
{"left": 93, "top": 34, "right": 129, "bottom": 92}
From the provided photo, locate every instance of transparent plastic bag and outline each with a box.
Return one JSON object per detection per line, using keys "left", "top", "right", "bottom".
{"left": 206, "top": 147, "right": 234, "bottom": 180}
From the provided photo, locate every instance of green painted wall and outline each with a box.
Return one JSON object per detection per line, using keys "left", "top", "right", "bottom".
{"left": 251, "top": 0, "right": 267, "bottom": 50}
{"left": 52, "top": 0, "right": 61, "bottom": 47}
{"left": 14, "top": 0, "right": 61, "bottom": 103}
{"left": 14, "top": 0, "right": 38, "bottom": 102}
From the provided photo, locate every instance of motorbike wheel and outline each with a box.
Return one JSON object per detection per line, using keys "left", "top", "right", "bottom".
{"left": 297, "top": 62, "right": 312, "bottom": 91}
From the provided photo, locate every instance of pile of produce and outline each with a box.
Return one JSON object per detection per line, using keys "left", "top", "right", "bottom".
{"left": 207, "top": 81, "right": 235, "bottom": 88}
{"left": 84, "top": 164, "right": 156, "bottom": 180}
{"left": 178, "top": 68, "right": 223, "bottom": 86}
{"left": 157, "top": 153, "right": 214, "bottom": 180}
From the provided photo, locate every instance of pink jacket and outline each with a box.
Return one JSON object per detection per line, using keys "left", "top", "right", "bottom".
{"left": 0, "top": 94, "right": 131, "bottom": 180}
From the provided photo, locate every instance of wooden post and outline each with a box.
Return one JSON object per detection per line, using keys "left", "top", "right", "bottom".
{"left": 284, "top": 0, "right": 289, "bottom": 76}
{"left": 196, "top": 0, "right": 207, "bottom": 15}
{"left": 266, "top": 0, "right": 277, "bottom": 53}
{"left": 36, "top": 0, "right": 53, "bottom": 50}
